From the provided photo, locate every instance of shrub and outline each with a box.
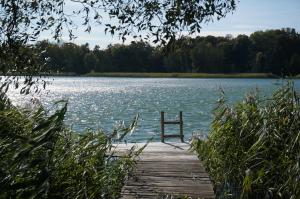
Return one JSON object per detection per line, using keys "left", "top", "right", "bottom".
{"left": 0, "top": 93, "right": 139, "bottom": 199}
{"left": 192, "top": 83, "right": 300, "bottom": 199}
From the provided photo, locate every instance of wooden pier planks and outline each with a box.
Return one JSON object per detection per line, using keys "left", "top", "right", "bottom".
{"left": 117, "top": 142, "right": 215, "bottom": 199}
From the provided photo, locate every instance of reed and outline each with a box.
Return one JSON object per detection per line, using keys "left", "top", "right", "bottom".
{"left": 0, "top": 94, "right": 139, "bottom": 199}
{"left": 192, "top": 82, "right": 300, "bottom": 198}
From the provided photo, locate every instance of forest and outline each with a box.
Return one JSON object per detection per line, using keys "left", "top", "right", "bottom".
{"left": 32, "top": 28, "right": 300, "bottom": 76}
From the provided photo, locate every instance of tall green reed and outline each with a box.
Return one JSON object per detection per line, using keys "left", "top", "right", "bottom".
{"left": 0, "top": 93, "right": 139, "bottom": 199}
{"left": 192, "top": 82, "right": 300, "bottom": 199}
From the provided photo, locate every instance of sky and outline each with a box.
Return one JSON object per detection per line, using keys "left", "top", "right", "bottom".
{"left": 40, "top": 0, "right": 300, "bottom": 49}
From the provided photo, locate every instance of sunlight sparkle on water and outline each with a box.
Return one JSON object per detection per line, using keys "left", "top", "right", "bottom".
{"left": 6, "top": 77, "right": 300, "bottom": 142}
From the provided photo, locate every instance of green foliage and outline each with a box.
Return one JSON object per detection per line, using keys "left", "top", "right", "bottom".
{"left": 0, "top": 0, "right": 236, "bottom": 46}
{"left": 0, "top": 91, "right": 11, "bottom": 110}
{"left": 0, "top": 0, "right": 236, "bottom": 92}
{"left": 33, "top": 28, "right": 300, "bottom": 75}
{"left": 192, "top": 83, "right": 300, "bottom": 199}
{"left": 0, "top": 93, "right": 138, "bottom": 199}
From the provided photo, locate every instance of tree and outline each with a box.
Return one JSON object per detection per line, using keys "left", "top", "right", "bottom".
{"left": 218, "top": 40, "right": 234, "bottom": 72}
{"left": 288, "top": 53, "right": 300, "bottom": 75}
{"left": 232, "top": 35, "right": 251, "bottom": 72}
{"left": 0, "top": 0, "right": 237, "bottom": 92}
{"left": 84, "top": 52, "right": 99, "bottom": 73}
{"left": 252, "top": 52, "right": 266, "bottom": 73}
{"left": 13, "top": 28, "right": 299, "bottom": 76}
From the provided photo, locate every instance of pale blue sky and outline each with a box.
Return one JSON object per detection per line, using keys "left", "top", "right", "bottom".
{"left": 41, "top": 0, "right": 300, "bottom": 48}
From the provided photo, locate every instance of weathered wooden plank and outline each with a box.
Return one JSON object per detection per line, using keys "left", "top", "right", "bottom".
{"left": 123, "top": 186, "right": 214, "bottom": 195}
{"left": 119, "top": 142, "right": 214, "bottom": 199}
{"left": 133, "top": 171, "right": 210, "bottom": 178}
{"left": 127, "top": 180, "right": 213, "bottom": 186}
{"left": 114, "top": 142, "right": 191, "bottom": 151}
{"left": 138, "top": 156, "right": 199, "bottom": 161}
{"left": 122, "top": 191, "right": 215, "bottom": 197}
{"left": 122, "top": 194, "right": 215, "bottom": 199}
{"left": 136, "top": 162, "right": 205, "bottom": 167}
{"left": 122, "top": 187, "right": 215, "bottom": 197}
{"left": 132, "top": 175, "right": 211, "bottom": 184}
{"left": 122, "top": 188, "right": 214, "bottom": 196}
{"left": 134, "top": 175, "right": 211, "bottom": 182}
{"left": 136, "top": 152, "right": 193, "bottom": 155}
{"left": 135, "top": 168, "right": 206, "bottom": 174}
{"left": 136, "top": 162, "right": 205, "bottom": 169}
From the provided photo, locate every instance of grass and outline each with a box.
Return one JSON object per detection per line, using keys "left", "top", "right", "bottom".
{"left": 85, "top": 72, "right": 279, "bottom": 78}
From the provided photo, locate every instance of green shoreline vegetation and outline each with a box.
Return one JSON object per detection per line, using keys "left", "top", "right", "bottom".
{"left": 3, "top": 72, "right": 300, "bottom": 79}
{"left": 3, "top": 28, "right": 300, "bottom": 79}
{"left": 0, "top": 72, "right": 282, "bottom": 78}
{"left": 192, "top": 82, "right": 300, "bottom": 198}
{"left": 0, "top": 93, "right": 141, "bottom": 198}
{"left": 85, "top": 72, "right": 279, "bottom": 78}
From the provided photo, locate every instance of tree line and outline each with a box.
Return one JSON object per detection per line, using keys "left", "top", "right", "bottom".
{"left": 35, "top": 28, "right": 300, "bottom": 75}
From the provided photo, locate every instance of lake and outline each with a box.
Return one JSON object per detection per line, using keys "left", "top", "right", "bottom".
{"left": 7, "top": 77, "right": 300, "bottom": 142}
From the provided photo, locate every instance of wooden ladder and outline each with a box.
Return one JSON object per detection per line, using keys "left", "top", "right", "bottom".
{"left": 160, "top": 111, "right": 184, "bottom": 142}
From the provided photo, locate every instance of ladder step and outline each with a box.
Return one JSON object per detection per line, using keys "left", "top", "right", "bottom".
{"left": 164, "top": 121, "right": 182, "bottom": 124}
{"left": 163, "top": 134, "right": 184, "bottom": 138}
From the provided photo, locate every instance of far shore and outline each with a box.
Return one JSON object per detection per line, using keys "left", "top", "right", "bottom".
{"left": 84, "top": 72, "right": 281, "bottom": 78}
{"left": 3, "top": 72, "right": 300, "bottom": 79}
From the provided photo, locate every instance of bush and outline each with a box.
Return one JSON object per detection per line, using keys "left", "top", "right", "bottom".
{"left": 0, "top": 93, "right": 139, "bottom": 199}
{"left": 192, "top": 83, "right": 300, "bottom": 199}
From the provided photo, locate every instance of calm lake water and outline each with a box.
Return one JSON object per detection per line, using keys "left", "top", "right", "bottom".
{"left": 7, "top": 77, "right": 300, "bottom": 142}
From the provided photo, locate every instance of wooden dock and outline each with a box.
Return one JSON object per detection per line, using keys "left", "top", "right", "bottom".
{"left": 117, "top": 142, "right": 215, "bottom": 199}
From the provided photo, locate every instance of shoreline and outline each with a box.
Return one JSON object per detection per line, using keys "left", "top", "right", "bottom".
{"left": 3, "top": 72, "right": 300, "bottom": 79}
{"left": 84, "top": 72, "right": 280, "bottom": 78}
